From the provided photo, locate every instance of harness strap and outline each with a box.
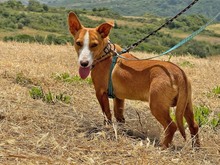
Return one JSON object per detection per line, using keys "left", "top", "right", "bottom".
{"left": 107, "top": 55, "right": 118, "bottom": 98}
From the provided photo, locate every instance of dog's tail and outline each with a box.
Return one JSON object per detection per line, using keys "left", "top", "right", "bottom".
{"left": 175, "top": 70, "right": 188, "bottom": 140}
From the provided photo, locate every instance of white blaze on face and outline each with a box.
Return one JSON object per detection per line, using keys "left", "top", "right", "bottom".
{"left": 78, "top": 30, "right": 93, "bottom": 67}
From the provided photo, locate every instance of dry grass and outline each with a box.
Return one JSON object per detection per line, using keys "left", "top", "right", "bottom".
{"left": 0, "top": 41, "right": 220, "bottom": 164}
{"left": 207, "top": 24, "right": 220, "bottom": 34}
{"left": 162, "top": 30, "right": 220, "bottom": 44}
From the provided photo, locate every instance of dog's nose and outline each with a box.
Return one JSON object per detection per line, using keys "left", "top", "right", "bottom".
{"left": 80, "top": 61, "right": 89, "bottom": 67}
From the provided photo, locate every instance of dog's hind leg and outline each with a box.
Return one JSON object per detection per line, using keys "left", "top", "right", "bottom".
{"left": 149, "top": 88, "right": 177, "bottom": 149}
{"left": 113, "top": 97, "right": 125, "bottom": 123}
{"left": 184, "top": 85, "right": 200, "bottom": 147}
{"left": 96, "top": 92, "right": 112, "bottom": 124}
{"left": 150, "top": 105, "right": 177, "bottom": 149}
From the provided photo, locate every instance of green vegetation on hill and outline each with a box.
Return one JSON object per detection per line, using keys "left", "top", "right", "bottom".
{"left": 0, "top": 0, "right": 220, "bottom": 57}
{"left": 46, "top": 0, "right": 220, "bottom": 21}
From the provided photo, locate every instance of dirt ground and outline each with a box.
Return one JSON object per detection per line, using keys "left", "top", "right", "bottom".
{"left": 0, "top": 41, "right": 219, "bottom": 164}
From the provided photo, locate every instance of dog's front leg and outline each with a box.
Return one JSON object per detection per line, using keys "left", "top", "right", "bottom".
{"left": 96, "top": 92, "right": 112, "bottom": 124}
{"left": 114, "top": 98, "right": 125, "bottom": 123}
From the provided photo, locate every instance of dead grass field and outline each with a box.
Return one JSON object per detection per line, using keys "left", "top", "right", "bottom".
{"left": 0, "top": 41, "right": 220, "bottom": 164}
{"left": 162, "top": 30, "right": 220, "bottom": 45}
{"left": 207, "top": 24, "right": 220, "bottom": 34}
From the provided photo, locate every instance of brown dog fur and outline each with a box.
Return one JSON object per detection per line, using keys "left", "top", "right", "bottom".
{"left": 68, "top": 12, "right": 200, "bottom": 149}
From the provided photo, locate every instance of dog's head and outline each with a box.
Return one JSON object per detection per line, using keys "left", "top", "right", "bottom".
{"left": 68, "top": 12, "right": 114, "bottom": 79}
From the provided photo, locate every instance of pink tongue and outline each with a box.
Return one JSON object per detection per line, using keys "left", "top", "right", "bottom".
{"left": 79, "top": 67, "right": 90, "bottom": 79}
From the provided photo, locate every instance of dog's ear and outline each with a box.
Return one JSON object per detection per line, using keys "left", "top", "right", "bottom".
{"left": 68, "top": 12, "right": 83, "bottom": 36}
{"left": 97, "top": 21, "right": 114, "bottom": 38}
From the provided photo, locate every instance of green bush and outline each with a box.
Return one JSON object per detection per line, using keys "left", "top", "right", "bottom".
{"left": 91, "top": 8, "right": 122, "bottom": 19}
{"left": 19, "top": 17, "right": 31, "bottom": 26}
{"left": 5, "top": 0, "right": 24, "bottom": 10}
{"left": 54, "top": 72, "right": 92, "bottom": 84}
{"left": 187, "top": 41, "right": 210, "bottom": 58}
{"left": 15, "top": 34, "right": 35, "bottom": 43}
{"left": 43, "top": 91, "right": 54, "bottom": 104}
{"left": 3, "top": 34, "right": 72, "bottom": 45}
{"left": 29, "top": 86, "right": 71, "bottom": 104}
{"left": 29, "top": 86, "right": 44, "bottom": 100}
{"left": 170, "top": 105, "right": 220, "bottom": 129}
{"left": 56, "top": 94, "right": 71, "bottom": 104}
{"left": 212, "top": 86, "right": 220, "bottom": 98}
{"left": 167, "top": 15, "right": 208, "bottom": 31}
{"left": 179, "top": 61, "right": 195, "bottom": 68}
{"left": 17, "top": 23, "right": 24, "bottom": 29}
{"left": 34, "top": 35, "right": 45, "bottom": 44}
{"left": 2, "top": 11, "right": 10, "bottom": 17}
{"left": 27, "top": 0, "right": 44, "bottom": 12}
{"left": 194, "top": 106, "right": 220, "bottom": 129}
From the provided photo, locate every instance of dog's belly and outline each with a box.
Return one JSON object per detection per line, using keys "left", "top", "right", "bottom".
{"left": 113, "top": 82, "right": 150, "bottom": 101}
{"left": 112, "top": 66, "right": 151, "bottom": 101}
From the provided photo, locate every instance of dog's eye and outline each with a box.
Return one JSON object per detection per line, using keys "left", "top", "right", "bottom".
{"left": 91, "top": 43, "right": 98, "bottom": 48}
{"left": 76, "top": 41, "right": 82, "bottom": 47}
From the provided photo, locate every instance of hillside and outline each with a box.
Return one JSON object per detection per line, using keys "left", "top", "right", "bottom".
{"left": 0, "top": 41, "right": 220, "bottom": 164}
{"left": 0, "top": 0, "right": 220, "bottom": 57}
{"left": 12, "top": 0, "right": 220, "bottom": 20}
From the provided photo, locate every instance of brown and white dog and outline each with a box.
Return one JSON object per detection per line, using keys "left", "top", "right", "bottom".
{"left": 68, "top": 12, "right": 200, "bottom": 149}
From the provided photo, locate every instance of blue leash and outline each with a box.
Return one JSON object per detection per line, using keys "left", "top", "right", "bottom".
{"left": 107, "top": 12, "right": 220, "bottom": 99}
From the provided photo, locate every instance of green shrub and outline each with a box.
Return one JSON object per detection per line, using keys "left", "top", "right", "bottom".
{"left": 186, "top": 41, "right": 210, "bottom": 58}
{"left": 19, "top": 17, "right": 30, "bottom": 26}
{"left": 43, "top": 91, "right": 54, "bottom": 104}
{"left": 8, "top": 22, "right": 16, "bottom": 29}
{"left": 29, "top": 86, "right": 71, "bottom": 104}
{"left": 45, "top": 34, "right": 68, "bottom": 45}
{"left": 170, "top": 109, "right": 187, "bottom": 127}
{"left": 2, "top": 11, "right": 10, "bottom": 17}
{"left": 27, "top": 0, "right": 44, "bottom": 12}
{"left": 167, "top": 15, "right": 208, "bottom": 31}
{"left": 29, "top": 86, "right": 44, "bottom": 100}
{"left": 3, "top": 35, "right": 32, "bottom": 42}
{"left": 34, "top": 35, "right": 45, "bottom": 44}
{"left": 56, "top": 94, "right": 71, "bottom": 104}
{"left": 179, "top": 61, "right": 195, "bottom": 68}
{"left": 54, "top": 73, "right": 92, "bottom": 84}
{"left": 3, "top": 36, "right": 14, "bottom": 42}
{"left": 170, "top": 106, "right": 220, "bottom": 129}
{"left": 194, "top": 106, "right": 220, "bottom": 129}
{"left": 17, "top": 23, "right": 24, "bottom": 29}
{"left": 3, "top": 34, "right": 71, "bottom": 45}
{"left": 212, "top": 86, "right": 220, "bottom": 98}
{"left": 5, "top": 0, "right": 24, "bottom": 10}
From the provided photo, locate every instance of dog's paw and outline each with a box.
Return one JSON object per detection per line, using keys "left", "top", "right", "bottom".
{"left": 192, "top": 139, "right": 200, "bottom": 149}
{"left": 104, "top": 119, "right": 112, "bottom": 125}
{"left": 116, "top": 117, "right": 125, "bottom": 123}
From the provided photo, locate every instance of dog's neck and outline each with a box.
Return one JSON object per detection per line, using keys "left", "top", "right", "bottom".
{"left": 92, "top": 40, "right": 115, "bottom": 68}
